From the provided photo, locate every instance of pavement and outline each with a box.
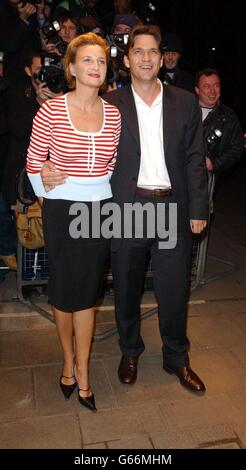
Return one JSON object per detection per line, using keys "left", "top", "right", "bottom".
{"left": 0, "top": 169, "right": 246, "bottom": 450}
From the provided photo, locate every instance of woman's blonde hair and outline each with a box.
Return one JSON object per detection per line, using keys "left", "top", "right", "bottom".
{"left": 63, "top": 33, "right": 109, "bottom": 89}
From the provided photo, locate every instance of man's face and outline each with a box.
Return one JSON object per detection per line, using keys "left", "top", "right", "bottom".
{"left": 58, "top": 19, "right": 77, "bottom": 44}
{"left": 163, "top": 51, "right": 180, "bottom": 69}
{"left": 124, "top": 34, "right": 163, "bottom": 84}
{"left": 25, "top": 56, "right": 42, "bottom": 81}
{"left": 114, "top": 23, "right": 131, "bottom": 35}
{"left": 195, "top": 74, "right": 221, "bottom": 108}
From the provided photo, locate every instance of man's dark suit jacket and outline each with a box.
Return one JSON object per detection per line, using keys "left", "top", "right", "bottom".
{"left": 163, "top": 66, "right": 195, "bottom": 94}
{"left": 103, "top": 84, "right": 208, "bottom": 246}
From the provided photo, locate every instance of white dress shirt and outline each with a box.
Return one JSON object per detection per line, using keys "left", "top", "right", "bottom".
{"left": 132, "top": 80, "right": 171, "bottom": 190}
{"left": 201, "top": 106, "right": 213, "bottom": 121}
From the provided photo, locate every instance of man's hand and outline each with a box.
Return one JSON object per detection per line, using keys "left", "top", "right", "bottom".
{"left": 190, "top": 220, "right": 207, "bottom": 234}
{"left": 206, "top": 157, "right": 213, "bottom": 171}
{"left": 106, "top": 82, "right": 117, "bottom": 92}
{"left": 41, "top": 161, "right": 67, "bottom": 192}
{"left": 36, "top": 82, "right": 63, "bottom": 104}
{"left": 41, "top": 38, "right": 62, "bottom": 56}
{"left": 18, "top": 2, "right": 36, "bottom": 22}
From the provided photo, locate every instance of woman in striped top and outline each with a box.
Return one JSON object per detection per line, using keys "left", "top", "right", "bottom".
{"left": 26, "top": 33, "right": 121, "bottom": 412}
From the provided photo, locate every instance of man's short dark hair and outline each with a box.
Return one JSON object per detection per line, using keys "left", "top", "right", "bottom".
{"left": 195, "top": 68, "right": 220, "bottom": 86}
{"left": 23, "top": 49, "right": 41, "bottom": 69}
{"left": 125, "top": 24, "right": 162, "bottom": 55}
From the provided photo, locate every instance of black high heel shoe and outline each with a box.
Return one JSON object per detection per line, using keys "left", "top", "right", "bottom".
{"left": 78, "top": 387, "right": 97, "bottom": 412}
{"left": 60, "top": 375, "right": 77, "bottom": 400}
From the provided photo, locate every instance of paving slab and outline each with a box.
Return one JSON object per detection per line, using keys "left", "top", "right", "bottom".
{"left": 188, "top": 314, "right": 246, "bottom": 349}
{"left": 158, "top": 394, "right": 241, "bottom": 430}
{"left": 108, "top": 436, "right": 153, "bottom": 449}
{"left": 0, "top": 329, "right": 61, "bottom": 367}
{"left": 0, "top": 414, "right": 82, "bottom": 449}
{"left": 0, "top": 368, "right": 34, "bottom": 422}
{"left": 188, "top": 349, "right": 246, "bottom": 394}
{"left": 78, "top": 407, "right": 145, "bottom": 444}
{"left": 151, "top": 423, "right": 239, "bottom": 449}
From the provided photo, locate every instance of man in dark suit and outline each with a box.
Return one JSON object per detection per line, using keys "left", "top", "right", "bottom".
{"left": 40, "top": 25, "right": 208, "bottom": 393}
{"left": 105, "top": 25, "right": 208, "bottom": 393}
{"left": 195, "top": 68, "right": 243, "bottom": 175}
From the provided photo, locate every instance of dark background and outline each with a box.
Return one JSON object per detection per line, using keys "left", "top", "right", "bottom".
{"left": 51, "top": 0, "right": 245, "bottom": 127}
{"left": 133, "top": 0, "right": 246, "bottom": 129}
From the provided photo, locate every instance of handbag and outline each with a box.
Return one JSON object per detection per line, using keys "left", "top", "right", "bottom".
{"left": 16, "top": 167, "right": 37, "bottom": 206}
{"left": 16, "top": 201, "right": 44, "bottom": 249}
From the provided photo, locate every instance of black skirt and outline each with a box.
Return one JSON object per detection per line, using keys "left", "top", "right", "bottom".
{"left": 42, "top": 198, "right": 111, "bottom": 312}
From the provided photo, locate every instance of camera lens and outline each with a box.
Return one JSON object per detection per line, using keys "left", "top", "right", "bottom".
{"left": 110, "top": 46, "right": 117, "bottom": 58}
{"left": 214, "top": 129, "right": 222, "bottom": 138}
{"left": 57, "top": 42, "right": 68, "bottom": 55}
{"left": 53, "top": 21, "right": 60, "bottom": 33}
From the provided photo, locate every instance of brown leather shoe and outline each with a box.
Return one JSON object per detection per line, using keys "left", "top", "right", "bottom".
{"left": 163, "top": 364, "right": 206, "bottom": 393}
{"left": 118, "top": 355, "right": 138, "bottom": 385}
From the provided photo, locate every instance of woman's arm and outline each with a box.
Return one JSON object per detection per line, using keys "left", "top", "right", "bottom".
{"left": 26, "top": 101, "right": 52, "bottom": 197}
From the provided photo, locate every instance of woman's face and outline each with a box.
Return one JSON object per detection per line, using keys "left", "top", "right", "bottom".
{"left": 58, "top": 19, "right": 77, "bottom": 44}
{"left": 69, "top": 44, "right": 107, "bottom": 89}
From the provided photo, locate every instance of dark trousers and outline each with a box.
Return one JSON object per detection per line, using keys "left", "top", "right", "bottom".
{"left": 111, "top": 195, "right": 191, "bottom": 367}
{"left": 0, "top": 192, "right": 17, "bottom": 256}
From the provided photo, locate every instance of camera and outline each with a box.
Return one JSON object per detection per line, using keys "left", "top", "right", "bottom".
{"left": 106, "top": 33, "right": 129, "bottom": 60}
{"left": 136, "top": 1, "right": 159, "bottom": 25}
{"left": 204, "top": 112, "right": 227, "bottom": 161}
{"left": 41, "top": 20, "right": 68, "bottom": 57}
{"left": 207, "top": 128, "right": 223, "bottom": 145}
{"left": 205, "top": 124, "right": 224, "bottom": 160}
{"left": 111, "top": 34, "right": 129, "bottom": 53}
{"left": 35, "top": 56, "right": 66, "bottom": 94}
{"left": 106, "top": 34, "right": 130, "bottom": 87}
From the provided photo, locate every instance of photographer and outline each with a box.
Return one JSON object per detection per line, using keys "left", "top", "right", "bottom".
{"left": 102, "top": 0, "right": 135, "bottom": 35}
{"left": 106, "top": 13, "right": 139, "bottom": 91}
{"left": 0, "top": 54, "right": 17, "bottom": 271}
{"left": 162, "top": 32, "right": 195, "bottom": 94}
{"left": 41, "top": 11, "right": 79, "bottom": 56}
{"left": 0, "top": 1, "right": 42, "bottom": 86}
{"left": 53, "top": 0, "right": 101, "bottom": 33}
{"left": 2, "top": 49, "right": 62, "bottom": 206}
{"left": 195, "top": 68, "right": 243, "bottom": 175}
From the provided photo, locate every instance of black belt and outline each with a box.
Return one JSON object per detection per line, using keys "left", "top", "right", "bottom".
{"left": 135, "top": 187, "right": 172, "bottom": 199}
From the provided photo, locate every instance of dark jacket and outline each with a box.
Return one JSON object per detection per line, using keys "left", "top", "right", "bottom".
{"left": 202, "top": 103, "right": 243, "bottom": 174}
{"left": 2, "top": 79, "right": 39, "bottom": 204}
{"left": 103, "top": 84, "right": 208, "bottom": 246}
{"left": 163, "top": 66, "right": 195, "bottom": 94}
{"left": 0, "top": 0, "right": 41, "bottom": 86}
